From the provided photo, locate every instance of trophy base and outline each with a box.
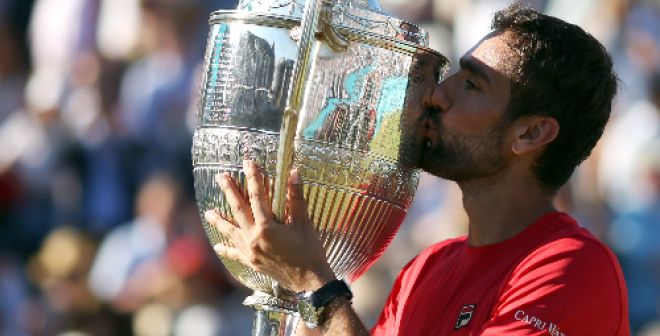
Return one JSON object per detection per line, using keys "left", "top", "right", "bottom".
{"left": 244, "top": 292, "right": 300, "bottom": 336}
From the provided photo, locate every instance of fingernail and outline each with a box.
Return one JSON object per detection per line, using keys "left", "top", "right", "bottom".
{"left": 215, "top": 173, "right": 226, "bottom": 187}
{"left": 290, "top": 169, "right": 300, "bottom": 185}
{"left": 213, "top": 244, "right": 226, "bottom": 255}
{"left": 204, "top": 209, "right": 216, "bottom": 221}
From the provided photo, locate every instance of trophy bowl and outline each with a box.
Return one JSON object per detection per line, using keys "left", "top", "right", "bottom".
{"left": 191, "top": 0, "right": 448, "bottom": 334}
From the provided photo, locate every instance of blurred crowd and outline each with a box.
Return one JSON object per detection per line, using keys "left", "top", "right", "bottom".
{"left": 0, "top": 0, "right": 658, "bottom": 335}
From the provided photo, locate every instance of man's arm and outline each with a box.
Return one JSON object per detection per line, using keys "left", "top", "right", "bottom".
{"left": 295, "top": 297, "right": 369, "bottom": 336}
{"left": 318, "top": 297, "right": 370, "bottom": 335}
{"left": 205, "top": 160, "right": 370, "bottom": 335}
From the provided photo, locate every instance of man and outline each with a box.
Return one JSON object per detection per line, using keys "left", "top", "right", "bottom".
{"left": 204, "top": 4, "right": 630, "bottom": 335}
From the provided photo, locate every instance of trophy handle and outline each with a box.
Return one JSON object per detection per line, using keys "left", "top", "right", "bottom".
{"left": 318, "top": 0, "right": 349, "bottom": 52}
{"left": 273, "top": 0, "right": 348, "bottom": 220}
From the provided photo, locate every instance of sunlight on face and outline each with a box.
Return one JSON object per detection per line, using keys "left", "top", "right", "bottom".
{"left": 469, "top": 30, "right": 522, "bottom": 85}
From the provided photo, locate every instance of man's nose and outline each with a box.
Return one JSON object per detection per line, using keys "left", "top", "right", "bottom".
{"left": 424, "top": 79, "right": 450, "bottom": 112}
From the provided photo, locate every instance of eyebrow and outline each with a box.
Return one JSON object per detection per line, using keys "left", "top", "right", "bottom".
{"left": 459, "top": 57, "right": 492, "bottom": 85}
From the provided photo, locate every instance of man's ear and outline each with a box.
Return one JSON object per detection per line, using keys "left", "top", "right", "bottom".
{"left": 511, "top": 117, "right": 559, "bottom": 155}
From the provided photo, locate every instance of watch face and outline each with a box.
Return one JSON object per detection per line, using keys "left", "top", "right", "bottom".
{"left": 297, "top": 299, "right": 322, "bottom": 328}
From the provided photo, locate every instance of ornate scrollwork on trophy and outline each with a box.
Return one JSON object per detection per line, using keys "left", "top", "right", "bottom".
{"left": 238, "top": 0, "right": 304, "bottom": 15}
{"left": 234, "top": 0, "right": 428, "bottom": 46}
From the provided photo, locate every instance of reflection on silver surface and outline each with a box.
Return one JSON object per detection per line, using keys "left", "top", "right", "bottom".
{"left": 192, "top": 1, "right": 449, "bottom": 334}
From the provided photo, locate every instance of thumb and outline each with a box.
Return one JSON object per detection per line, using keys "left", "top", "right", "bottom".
{"left": 286, "top": 168, "right": 310, "bottom": 227}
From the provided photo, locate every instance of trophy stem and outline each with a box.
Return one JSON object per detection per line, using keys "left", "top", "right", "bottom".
{"left": 272, "top": 0, "right": 325, "bottom": 220}
{"left": 244, "top": 292, "right": 300, "bottom": 336}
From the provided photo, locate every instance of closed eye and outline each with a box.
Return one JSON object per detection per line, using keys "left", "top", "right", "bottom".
{"left": 464, "top": 79, "right": 479, "bottom": 91}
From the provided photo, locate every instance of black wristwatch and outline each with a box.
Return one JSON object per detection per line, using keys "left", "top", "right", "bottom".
{"left": 296, "top": 279, "right": 353, "bottom": 329}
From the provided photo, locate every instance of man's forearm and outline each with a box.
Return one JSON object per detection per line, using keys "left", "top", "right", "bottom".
{"left": 296, "top": 297, "right": 370, "bottom": 336}
{"left": 321, "top": 297, "right": 370, "bottom": 336}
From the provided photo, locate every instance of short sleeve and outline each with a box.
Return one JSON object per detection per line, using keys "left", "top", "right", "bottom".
{"left": 370, "top": 240, "right": 460, "bottom": 335}
{"left": 479, "top": 237, "right": 630, "bottom": 335}
{"left": 370, "top": 260, "right": 412, "bottom": 336}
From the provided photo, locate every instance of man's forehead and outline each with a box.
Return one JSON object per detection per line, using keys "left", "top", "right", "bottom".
{"left": 464, "top": 30, "right": 521, "bottom": 80}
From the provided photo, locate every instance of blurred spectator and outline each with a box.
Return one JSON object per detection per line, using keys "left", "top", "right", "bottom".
{"left": 88, "top": 171, "right": 251, "bottom": 334}
{"left": 88, "top": 172, "right": 179, "bottom": 310}
{"left": 26, "top": 226, "right": 113, "bottom": 335}
{"left": 599, "top": 72, "right": 660, "bottom": 213}
{"left": 545, "top": 0, "right": 626, "bottom": 48}
{"left": 0, "top": 253, "right": 31, "bottom": 336}
{"left": 609, "top": 138, "right": 660, "bottom": 332}
{"left": 613, "top": 1, "right": 660, "bottom": 109}
{"left": 0, "top": 2, "right": 31, "bottom": 121}
{"left": 117, "top": 0, "right": 200, "bottom": 182}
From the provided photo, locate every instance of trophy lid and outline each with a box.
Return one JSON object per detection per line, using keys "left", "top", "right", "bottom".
{"left": 214, "top": 0, "right": 433, "bottom": 50}
{"left": 236, "top": 0, "right": 384, "bottom": 16}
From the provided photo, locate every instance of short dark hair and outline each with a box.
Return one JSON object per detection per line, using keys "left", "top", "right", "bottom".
{"left": 492, "top": 5, "right": 618, "bottom": 191}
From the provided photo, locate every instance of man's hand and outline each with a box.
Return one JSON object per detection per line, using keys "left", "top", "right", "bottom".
{"left": 204, "top": 160, "right": 336, "bottom": 292}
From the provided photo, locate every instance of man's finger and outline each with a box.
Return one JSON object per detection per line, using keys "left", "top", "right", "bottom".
{"left": 244, "top": 160, "right": 273, "bottom": 226}
{"left": 205, "top": 209, "right": 239, "bottom": 238}
{"left": 286, "top": 168, "right": 311, "bottom": 227}
{"left": 215, "top": 172, "right": 254, "bottom": 227}
{"left": 213, "top": 243, "right": 244, "bottom": 262}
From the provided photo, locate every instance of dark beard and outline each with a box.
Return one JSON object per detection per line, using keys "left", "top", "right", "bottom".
{"left": 420, "top": 118, "right": 509, "bottom": 181}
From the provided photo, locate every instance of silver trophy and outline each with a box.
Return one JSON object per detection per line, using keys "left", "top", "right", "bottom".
{"left": 191, "top": 0, "right": 448, "bottom": 334}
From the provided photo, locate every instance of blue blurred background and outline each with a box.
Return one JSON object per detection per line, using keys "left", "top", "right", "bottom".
{"left": 0, "top": 0, "right": 658, "bottom": 335}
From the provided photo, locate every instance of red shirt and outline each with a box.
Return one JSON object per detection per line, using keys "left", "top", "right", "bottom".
{"left": 372, "top": 212, "right": 629, "bottom": 335}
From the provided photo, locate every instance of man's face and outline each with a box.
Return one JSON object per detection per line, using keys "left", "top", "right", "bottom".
{"left": 414, "top": 31, "right": 518, "bottom": 181}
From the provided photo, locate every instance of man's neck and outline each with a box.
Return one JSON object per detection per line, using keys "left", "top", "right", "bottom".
{"left": 458, "top": 171, "right": 557, "bottom": 247}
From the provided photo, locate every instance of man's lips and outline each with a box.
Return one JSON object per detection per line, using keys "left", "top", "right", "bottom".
{"left": 423, "top": 139, "right": 433, "bottom": 155}
{"left": 419, "top": 119, "right": 438, "bottom": 144}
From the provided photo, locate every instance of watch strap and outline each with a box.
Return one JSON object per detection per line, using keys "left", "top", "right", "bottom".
{"left": 310, "top": 279, "right": 353, "bottom": 308}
